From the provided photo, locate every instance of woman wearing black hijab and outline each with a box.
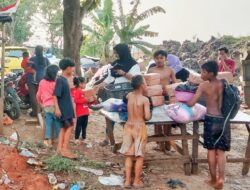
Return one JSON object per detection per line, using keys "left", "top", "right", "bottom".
{"left": 99, "top": 44, "right": 141, "bottom": 148}
{"left": 104, "top": 43, "right": 141, "bottom": 84}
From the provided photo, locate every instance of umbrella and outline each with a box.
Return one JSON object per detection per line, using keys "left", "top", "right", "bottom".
{"left": 80, "top": 58, "right": 99, "bottom": 69}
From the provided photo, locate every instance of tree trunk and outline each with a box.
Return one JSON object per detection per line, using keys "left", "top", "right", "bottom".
{"left": 63, "top": 0, "right": 84, "bottom": 76}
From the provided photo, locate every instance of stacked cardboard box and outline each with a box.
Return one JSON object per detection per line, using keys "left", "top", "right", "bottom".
{"left": 143, "top": 73, "right": 164, "bottom": 107}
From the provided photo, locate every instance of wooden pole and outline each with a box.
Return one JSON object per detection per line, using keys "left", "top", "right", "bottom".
{"left": 0, "top": 23, "right": 5, "bottom": 131}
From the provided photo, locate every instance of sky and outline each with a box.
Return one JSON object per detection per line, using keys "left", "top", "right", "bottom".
{"left": 122, "top": 0, "right": 250, "bottom": 44}
{"left": 26, "top": 0, "right": 250, "bottom": 47}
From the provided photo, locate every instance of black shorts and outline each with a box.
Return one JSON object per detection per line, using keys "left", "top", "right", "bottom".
{"left": 203, "top": 115, "right": 231, "bottom": 151}
{"left": 61, "top": 118, "right": 74, "bottom": 128}
{"left": 176, "top": 68, "right": 190, "bottom": 82}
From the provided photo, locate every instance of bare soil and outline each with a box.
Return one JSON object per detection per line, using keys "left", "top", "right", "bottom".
{"left": 1, "top": 109, "right": 250, "bottom": 190}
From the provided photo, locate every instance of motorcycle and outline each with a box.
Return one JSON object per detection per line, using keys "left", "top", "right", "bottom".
{"left": 6, "top": 72, "right": 31, "bottom": 110}
{"left": 15, "top": 72, "right": 31, "bottom": 109}
{"left": 0, "top": 77, "right": 21, "bottom": 120}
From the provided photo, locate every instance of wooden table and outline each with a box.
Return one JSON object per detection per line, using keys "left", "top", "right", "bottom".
{"left": 101, "top": 106, "right": 196, "bottom": 175}
{"left": 191, "top": 111, "right": 250, "bottom": 175}
{"left": 101, "top": 107, "right": 250, "bottom": 176}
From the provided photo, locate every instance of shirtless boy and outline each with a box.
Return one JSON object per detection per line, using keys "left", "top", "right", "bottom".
{"left": 147, "top": 50, "right": 176, "bottom": 95}
{"left": 119, "top": 75, "right": 151, "bottom": 188}
{"left": 147, "top": 50, "right": 176, "bottom": 151}
{"left": 187, "top": 60, "right": 230, "bottom": 190}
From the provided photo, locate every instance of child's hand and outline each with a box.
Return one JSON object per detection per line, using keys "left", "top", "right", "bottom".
{"left": 55, "top": 108, "right": 62, "bottom": 118}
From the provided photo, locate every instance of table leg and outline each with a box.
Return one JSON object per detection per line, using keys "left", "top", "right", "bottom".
{"left": 180, "top": 124, "right": 191, "bottom": 175}
{"left": 192, "top": 121, "right": 199, "bottom": 174}
{"left": 164, "top": 125, "right": 172, "bottom": 151}
{"left": 242, "top": 124, "right": 250, "bottom": 175}
{"left": 155, "top": 125, "right": 165, "bottom": 152}
{"left": 105, "top": 117, "right": 115, "bottom": 145}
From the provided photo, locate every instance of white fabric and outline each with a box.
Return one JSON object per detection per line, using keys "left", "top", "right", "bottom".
{"left": 104, "top": 64, "right": 141, "bottom": 84}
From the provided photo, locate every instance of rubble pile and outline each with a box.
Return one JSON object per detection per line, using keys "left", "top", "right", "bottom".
{"left": 160, "top": 35, "right": 250, "bottom": 84}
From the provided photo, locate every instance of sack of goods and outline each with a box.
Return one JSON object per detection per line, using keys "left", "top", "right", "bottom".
{"left": 165, "top": 103, "right": 207, "bottom": 123}
{"left": 144, "top": 85, "right": 163, "bottom": 97}
{"left": 102, "top": 98, "right": 127, "bottom": 112}
{"left": 188, "top": 71, "right": 233, "bottom": 85}
{"left": 175, "top": 83, "right": 198, "bottom": 102}
{"left": 143, "top": 73, "right": 161, "bottom": 86}
{"left": 165, "top": 82, "right": 187, "bottom": 103}
{"left": 150, "top": 96, "right": 165, "bottom": 107}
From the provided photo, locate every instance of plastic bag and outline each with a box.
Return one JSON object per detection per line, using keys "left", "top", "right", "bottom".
{"left": 102, "top": 98, "right": 127, "bottom": 112}
{"left": 165, "top": 103, "right": 206, "bottom": 123}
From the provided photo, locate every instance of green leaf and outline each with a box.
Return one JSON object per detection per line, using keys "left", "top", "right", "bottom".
{"left": 135, "top": 6, "right": 166, "bottom": 24}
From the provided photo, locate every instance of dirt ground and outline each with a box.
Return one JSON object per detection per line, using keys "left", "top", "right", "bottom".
{"left": 1, "top": 109, "right": 250, "bottom": 190}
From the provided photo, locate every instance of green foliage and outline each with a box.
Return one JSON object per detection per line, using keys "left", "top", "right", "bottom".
{"left": 80, "top": 36, "right": 102, "bottom": 57}
{"left": 39, "top": 0, "right": 63, "bottom": 49}
{"left": 81, "top": 0, "right": 101, "bottom": 12}
{"left": 82, "top": 161, "right": 106, "bottom": 169}
{"left": 114, "top": 0, "right": 166, "bottom": 54}
{"left": 0, "top": 0, "right": 16, "bottom": 7}
{"left": 44, "top": 155, "right": 76, "bottom": 173}
{"left": 82, "top": 0, "right": 114, "bottom": 62}
{"left": 3, "top": 0, "right": 38, "bottom": 45}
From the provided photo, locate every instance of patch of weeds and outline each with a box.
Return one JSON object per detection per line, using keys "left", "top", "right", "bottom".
{"left": 82, "top": 161, "right": 106, "bottom": 170}
{"left": 79, "top": 171, "right": 92, "bottom": 181}
{"left": 87, "top": 181, "right": 102, "bottom": 190}
{"left": 43, "top": 155, "right": 76, "bottom": 173}
{"left": 36, "top": 142, "right": 45, "bottom": 149}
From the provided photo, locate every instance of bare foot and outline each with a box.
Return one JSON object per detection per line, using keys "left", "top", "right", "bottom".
{"left": 214, "top": 180, "right": 224, "bottom": 190}
{"left": 204, "top": 179, "right": 216, "bottom": 187}
{"left": 133, "top": 180, "right": 144, "bottom": 188}
{"left": 123, "top": 181, "right": 131, "bottom": 189}
{"left": 60, "top": 150, "right": 77, "bottom": 159}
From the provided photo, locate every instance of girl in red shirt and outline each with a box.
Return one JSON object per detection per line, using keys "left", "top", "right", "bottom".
{"left": 73, "top": 77, "right": 90, "bottom": 145}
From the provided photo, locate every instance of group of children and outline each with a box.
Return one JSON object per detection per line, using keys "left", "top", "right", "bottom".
{"left": 119, "top": 50, "right": 228, "bottom": 189}
{"left": 28, "top": 49, "right": 228, "bottom": 189}
{"left": 36, "top": 58, "right": 91, "bottom": 159}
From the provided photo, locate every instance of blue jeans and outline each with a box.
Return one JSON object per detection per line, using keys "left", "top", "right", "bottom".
{"left": 45, "top": 112, "right": 61, "bottom": 139}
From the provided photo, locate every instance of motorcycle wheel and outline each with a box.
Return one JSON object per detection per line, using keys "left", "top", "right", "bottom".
{"left": 19, "top": 102, "right": 31, "bottom": 109}
{"left": 4, "top": 96, "right": 21, "bottom": 120}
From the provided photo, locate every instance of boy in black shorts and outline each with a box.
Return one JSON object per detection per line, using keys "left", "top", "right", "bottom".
{"left": 187, "top": 61, "right": 229, "bottom": 190}
{"left": 54, "top": 58, "right": 77, "bottom": 159}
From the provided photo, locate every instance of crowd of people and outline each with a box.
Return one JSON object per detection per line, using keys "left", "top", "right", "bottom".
{"left": 20, "top": 44, "right": 236, "bottom": 189}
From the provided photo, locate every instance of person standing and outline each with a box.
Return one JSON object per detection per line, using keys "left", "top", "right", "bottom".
{"left": 217, "top": 47, "right": 236, "bottom": 75}
{"left": 119, "top": 75, "right": 151, "bottom": 188}
{"left": 73, "top": 77, "right": 90, "bottom": 145}
{"left": 147, "top": 53, "right": 190, "bottom": 82}
{"left": 27, "top": 45, "right": 50, "bottom": 117}
{"left": 99, "top": 44, "right": 141, "bottom": 149}
{"left": 54, "top": 58, "right": 76, "bottom": 159}
{"left": 36, "top": 65, "right": 61, "bottom": 147}
{"left": 187, "top": 61, "right": 230, "bottom": 189}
